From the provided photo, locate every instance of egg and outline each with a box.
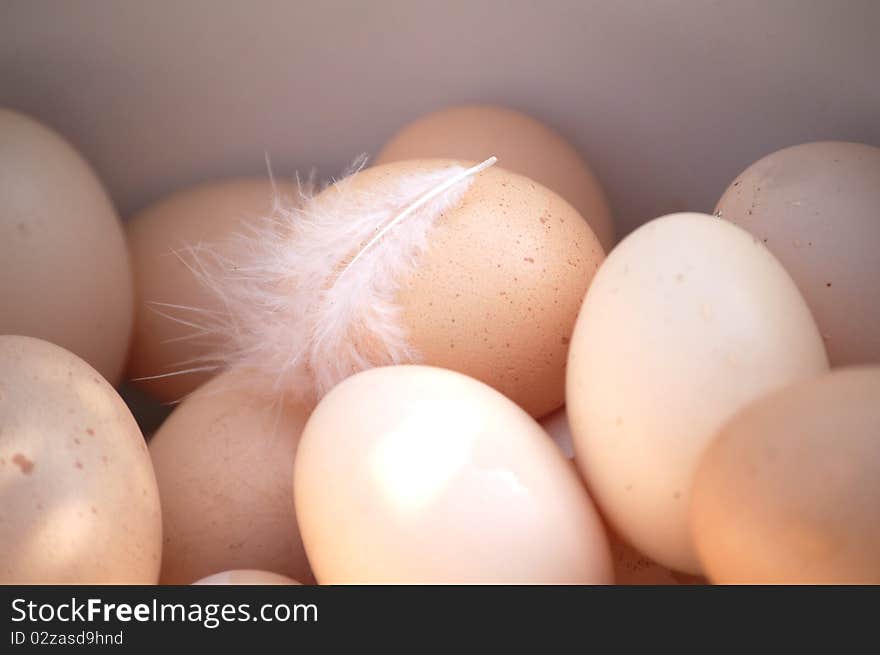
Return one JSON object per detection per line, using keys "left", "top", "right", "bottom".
{"left": 0, "top": 336, "right": 161, "bottom": 583}
{"left": 375, "top": 105, "right": 614, "bottom": 250}
{"left": 691, "top": 367, "right": 880, "bottom": 584}
{"left": 373, "top": 160, "right": 602, "bottom": 418}
{"left": 714, "top": 141, "right": 880, "bottom": 366}
{"left": 126, "top": 178, "right": 296, "bottom": 401}
{"left": 539, "top": 410, "right": 695, "bottom": 585}
{"left": 148, "top": 368, "right": 313, "bottom": 584}
{"left": 540, "top": 410, "right": 698, "bottom": 585}
{"left": 294, "top": 365, "right": 612, "bottom": 584}
{"left": 567, "top": 213, "right": 829, "bottom": 573}
{"left": 193, "top": 570, "right": 301, "bottom": 585}
{"left": 0, "top": 109, "right": 132, "bottom": 383}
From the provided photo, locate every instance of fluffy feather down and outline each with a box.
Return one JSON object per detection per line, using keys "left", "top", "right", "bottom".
{"left": 170, "top": 158, "right": 480, "bottom": 404}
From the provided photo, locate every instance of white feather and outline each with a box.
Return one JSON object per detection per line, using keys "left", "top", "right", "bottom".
{"left": 171, "top": 157, "right": 493, "bottom": 404}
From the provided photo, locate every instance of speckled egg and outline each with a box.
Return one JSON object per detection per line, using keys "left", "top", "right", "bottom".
{"left": 715, "top": 141, "right": 880, "bottom": 366}
{"left": 149, "top": 368, "right": 314, "bottom": 585}
{"left": 375, "top": 105, "right": 615, "bottom": 249}
{"left": 362, "top": 159, "right": 604, "bottom": 418}
{"left": 0, "top": 336, "right": 161, "bottom": 583}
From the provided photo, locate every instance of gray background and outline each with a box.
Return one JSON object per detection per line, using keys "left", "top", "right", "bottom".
{"left": 3, "top": 0, "right": 878, "bottom": 237}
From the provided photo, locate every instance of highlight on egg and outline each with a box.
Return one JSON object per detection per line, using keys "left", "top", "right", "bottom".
{"left": 566, "top": 212, "right": 829, "bottom": 573}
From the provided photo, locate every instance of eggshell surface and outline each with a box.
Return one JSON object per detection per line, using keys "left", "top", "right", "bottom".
{"left": 691, "top": 367, "right": 880, "bottom": 584}
{"left": 567, "top": 213, "right": 829, "bottom": 573}
{"left": 0, "top": 109, "right": 133, "bottom": 383}
{"left": 375, "top": 105, "right": 614, "bottom": 250}
{"left": 715, "top": 141, "right": 880, "bottom": 366}
{"left": 149, "top": 369, "right": 313, "bottom": 584}
{"left": 350, "top": 159, "right": 603, "bottom": 418}
{"left": 0, "top": 336, "right": 161, "bottom": 583}
{"left": 294, "top": 365, "right": 612, "bottom": 584}
{"left": 193, "top": 570, "right": 301, "bottom": 585}
{"left": 126, "top": 179, "right": 295, "bottom": 401}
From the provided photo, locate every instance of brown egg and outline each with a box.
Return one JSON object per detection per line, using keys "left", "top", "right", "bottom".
{"left": 715, "top": 141, "right": 880, "bottom": 366}
{"left": 126, "top": 178, "right": 296, "bottom": 401}
{"left": 691, "top": 367, "right": 880, "bottom": 584}
{"left": 149, "top": 368, "right": 313, "bottom": 584}
{"left": 375, "top": 160, "right": 603, "bottom": 418}
{"left": 0, "top": 109, "right": 132, "bottom": 383}
{"left": 294, "top": 365, "right": 612, "bottom": 584}
{"left": 0, "top": 336, "right": 161, "bottom": 583}
{"left": 376, "top": 105, "right": 614, "bottom": 250}
{"left": 193, "top": 570, "right": 301, "bottom": 585}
